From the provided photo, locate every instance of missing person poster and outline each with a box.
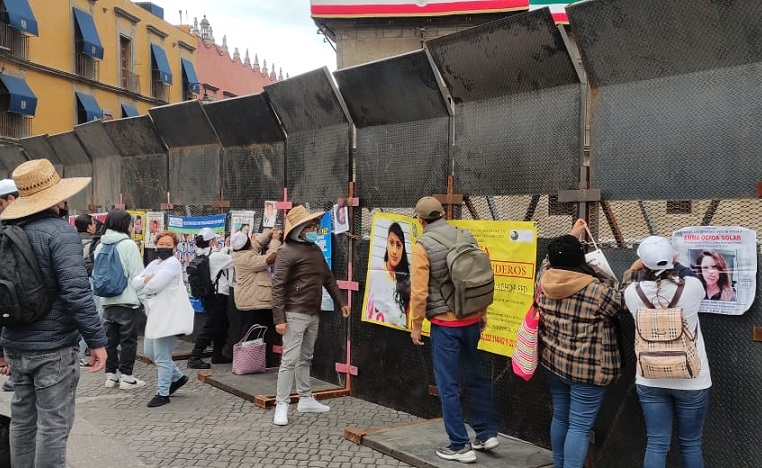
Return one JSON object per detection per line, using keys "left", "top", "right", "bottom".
{"left": 145, "top": 212, "right": 165, "bottom": 249}
{"left": 317, "top": 212, "right": 334, "bottom": 311}
{"left": 673, "top": 226, "right": 757, "bottom": 315}
{"left": 168, "top": 214, "right": 227, "bottom": 289}
{"left": 127, "top": 210, "right": 146, "bottom": 257}
{"left": 230, "top": 210, "right": 256, "bottom": 235}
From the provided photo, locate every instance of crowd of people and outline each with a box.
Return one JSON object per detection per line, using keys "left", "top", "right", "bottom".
{"left": 0, "top": 160, "right": 724, "bottom": 468}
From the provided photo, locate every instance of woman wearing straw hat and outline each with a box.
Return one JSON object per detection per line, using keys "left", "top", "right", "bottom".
{"left": 0, "top": 159, "right": 107, "bottom": 468}
{"left": 270, "top": 205, "right": 350, "bottom": 426}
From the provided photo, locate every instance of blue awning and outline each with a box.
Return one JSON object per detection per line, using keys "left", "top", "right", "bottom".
{"left": 180, "top": 58, "right": 200, "bottom": 93}
{"left": 72, "top": 8, "right": 103, "bottom": 60}
{"left": 75, "top": 92, "right": 102, "bottom": 121}
{"left": 150, "top": 44, "right": 172, "bottom": 85}
{"left": 2, "top": 0, "right": 38, "bottom": 36}
{"left": 120, "top": 103, "right": 139, "bottom": 118}
{"left": 0, "top": 74, "right": 37, "bottom": 116}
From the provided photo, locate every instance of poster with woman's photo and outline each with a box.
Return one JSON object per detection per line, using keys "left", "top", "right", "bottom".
{"left": 127, "top": 210, "right": 146, "bottom": 257}
{"left": 361, "top": 213, "right": 416, "bottom": 331}
{"left": 230, "top": 210, "right": 255, "bottom": 235}
{"left": 332, "top": 204, "right": 349, "bottom": 234}
{"left": 673, "top": 226, "right": 757, "bottom": 315}
{"left": 145, "top": 212, "right": 165, "bottom": 249}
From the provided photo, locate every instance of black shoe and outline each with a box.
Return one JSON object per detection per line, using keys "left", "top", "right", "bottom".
{"left": 169, "top": 375, "right": 188, "bottom": 395}
{"left": 147, "top": 394, "right": 170, "bottom": 408}
{"left": 211, "top": 355, "right": 232, "bottom": 364}
{"left": 187, "top": 357, "right": 211, "bottom": 369}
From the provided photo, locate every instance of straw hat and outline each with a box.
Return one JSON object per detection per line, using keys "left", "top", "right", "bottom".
{"left": 0, "top": 159, "right": 91, "bottom": 220}
{"left": 283, "top": 205, "right": 324, "bottom": 239}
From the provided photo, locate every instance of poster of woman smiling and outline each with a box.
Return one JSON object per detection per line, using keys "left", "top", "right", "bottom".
{"left": 673, "top": 226, "right": 757, "bottom": 315}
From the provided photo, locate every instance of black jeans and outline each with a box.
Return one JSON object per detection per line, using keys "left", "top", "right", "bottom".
{"left": 192, "top": 294, "right": 230, "bottom": 357}
{"left": 103, "top": 305, "right": 140, "bottom": 375}
{"left": 239, "top": 309, "right": 281, "bottom": 368}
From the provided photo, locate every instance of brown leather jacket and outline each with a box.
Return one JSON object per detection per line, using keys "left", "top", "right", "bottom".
{"left": 271, "top": 239, "right": 345, "bottom": 324}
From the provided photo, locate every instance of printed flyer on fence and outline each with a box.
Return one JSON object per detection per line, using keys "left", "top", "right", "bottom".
{"left": 361, "top": 213, "right": 416, "bottom": 330}
{"left": 673, "top": 226, "right": 757, "bottom": 315}
{"left": 317, "top": 212, "right": 334, "bottom": 311}
{"left": 168, "top": 214, "right": 227, "bottom": 287}
{"left": 127, "top": 210, "right": 146, "bottom": 256}
{"left": 145, "top": 212, "right": 165, "bottom": 249}
{"left": 230, "top": 210, "right": 256, "bottom": 235}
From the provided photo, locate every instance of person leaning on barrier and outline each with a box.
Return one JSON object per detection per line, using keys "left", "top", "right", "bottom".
{"left": 537, "top": 219, "right": 624, "bottom": 468}
{"left": 409, "top": 196, "right": 499, "bottom": 464}
{"left": 0, "top": 159, "right": 107, "bottom": 468}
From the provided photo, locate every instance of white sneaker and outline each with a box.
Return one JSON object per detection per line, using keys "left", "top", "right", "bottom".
{"left": 297, "top": 396, "right": 330, "bottom": 413}
{"left": 472, "top": 436, "right": 499, "bottom": 451}
{"left": 119, "top": 375, "right": 146, "bottom": 390}
{"left": 273, "top": 402, "right": 288, "bottom": 426}
{"left": 104, "top": 373, "right": 119, "bottom": 388}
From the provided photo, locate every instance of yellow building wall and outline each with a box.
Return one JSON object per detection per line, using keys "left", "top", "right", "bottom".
{"left": 15, "top": 0, "right": 198, "bottom": 136}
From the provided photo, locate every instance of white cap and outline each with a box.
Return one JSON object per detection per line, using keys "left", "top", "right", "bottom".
{"left": 198, "top": 227, "right": 216, "bottom": 241}
{"left": 637, "top": 236, "right": 674, "bottom": 273}
{"left": 0, "top": 179, "right": 17, "bottom": 197}
{"left": 231, "top": 231, "right": 248, "bottom": 251}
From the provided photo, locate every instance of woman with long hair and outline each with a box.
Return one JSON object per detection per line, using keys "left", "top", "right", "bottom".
{"left": 366, "top": 221, "right": 411, "bottom": 328}
{"left": 693, "top": 250, "right": 736, "bottom": 301}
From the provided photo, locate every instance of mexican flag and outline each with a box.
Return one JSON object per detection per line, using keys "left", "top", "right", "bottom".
{"left": 528, "top": 0, "right": 582, "bottom": 24}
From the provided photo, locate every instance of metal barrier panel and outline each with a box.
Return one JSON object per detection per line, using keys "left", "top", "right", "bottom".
{"left": 74, "top": 121, "right": 121, "bottom": 211}
{"left": 149, "top": 100, "right": 220, "bottom": 148}
{"left": 286, "top": 124, "right": 350, "bottom": 205}
{"left": 46, "top": 132, "right": 93, "bottom": 211}
{"left": 455, "top": 86, "right": 580, "bottom": 196}
{"left": 333, "top": 50, "right": 450, "bottom": 128}
{"left": 0, "top": 143, "right": 27, "bottom": 176}
{"left": 569, "top": 0, "right": 762, "bottom": 201}
{"left": 204, "top": 94, "right": 284, "bottom": 147}
{"left": 102, "top": 117, "right": 167, "bottom": 210}
{"left": 355, "top": 118, "right": 450, "bottom": 207}
{"left": 168, "top": 145, "right": 223, "bottom": 205}
{"left": 223, "top": 143, "right": 285, "bottom": 211}
{"left": 19, "top": 135, "right": 63, "bottom": 176}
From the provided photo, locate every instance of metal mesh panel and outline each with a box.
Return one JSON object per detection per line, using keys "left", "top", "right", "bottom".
{"left": 455, "top": 86, "right": 580, "bottom": 196}
{"left": 286, "top": 124, "right": 349, "bottom": 205}
{"left": 223, "top": 143, "right": 285, "bottom": 211}
{"left": 121, "top": 154, "right": 167, "bottom": 210}
{"left": 168, "top": 145, "right": 222, "bottom": 206}
{"left": 355, "top": 117, "right": 450, "bottom": 208}
{"left": 590, "top": 63, "right": 762, "bottom": 201}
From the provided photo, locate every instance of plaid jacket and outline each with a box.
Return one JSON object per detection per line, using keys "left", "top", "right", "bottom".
{"left": 537, "top": 260, "right": 624, "bottom": 386}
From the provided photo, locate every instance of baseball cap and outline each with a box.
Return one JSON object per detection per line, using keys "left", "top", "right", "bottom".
{"left": 231, "top": 231, "right": 248, "bottom": 251}
{"left": 414, "top": 196, "right": 443, "bottom": 220}
{"left": 637, "top": 236, "right": 674, "bottom": 273}
{"left": 198, "top": 227, "right": 216, "bottom": 241}
{"left": 0, "top": 179, "right": 17, "bottom": 197}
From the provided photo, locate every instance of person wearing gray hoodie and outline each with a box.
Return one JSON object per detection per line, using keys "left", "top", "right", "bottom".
{"left": 93, "top": 210, "right": 146, "bottom": 390}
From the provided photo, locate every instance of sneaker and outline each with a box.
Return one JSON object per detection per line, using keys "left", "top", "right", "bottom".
{"left": 104, "top": 373, "right": 119, "bottom": 388}
{"left": 169, "top": 375, "right": 188, "bottom": 395}
{"left": 211, "top": 354, "right": 232, "bottom": 364}
{"left": 297, "top": 396, "right": 330, "bottom": 413}
{"left": 436, "top": 444, "right": 477, "bottom": 463}
{"left": 187, "top": 357, "right": 211, "bottom": 369}
{"left": 147, "top": 394, "right": 170, "bottom": 408}
{"left": 472, "top": 436, "right": 499, "bottom": 451}
{"left": 273, "top": 402, "right": 288, "bottom": 426}
{"left": 119, "top": 375, "right": 146, "bottom": 390}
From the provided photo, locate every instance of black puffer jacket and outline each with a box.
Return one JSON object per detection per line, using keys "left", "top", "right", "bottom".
{"left": 0, "top": 210, "right": 107, "bottom": 353}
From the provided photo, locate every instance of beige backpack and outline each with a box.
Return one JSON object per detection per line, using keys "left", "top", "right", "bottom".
{"left": 634, "top": 281, "right": 701, "bottom": 379}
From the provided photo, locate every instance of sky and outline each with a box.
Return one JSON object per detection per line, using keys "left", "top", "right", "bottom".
{"left": 152, "top": 0, "right": 337, "bottom": 78}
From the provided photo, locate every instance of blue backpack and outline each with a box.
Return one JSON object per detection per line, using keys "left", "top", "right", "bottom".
{"left": 92, "top": 238, "right": 128, "bottom": 297}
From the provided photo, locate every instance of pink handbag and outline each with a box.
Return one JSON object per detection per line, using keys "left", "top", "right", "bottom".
{"left": 232, "top": 325, "right": 267, "bottom": 375}
{"left": 512, "top": 285, "right": 542, "bottom": 381}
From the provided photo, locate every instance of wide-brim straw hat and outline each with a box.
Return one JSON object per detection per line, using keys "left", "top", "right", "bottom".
{"left": 283, "top": 205, "right": 325, "bottom": 239}
{"left": 0, "top": 159, "right": 91, "bottom": 220}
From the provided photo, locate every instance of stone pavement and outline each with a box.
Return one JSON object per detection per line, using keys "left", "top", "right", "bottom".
{"left": 1, "top": 359, "right": 418, "bottom": 468}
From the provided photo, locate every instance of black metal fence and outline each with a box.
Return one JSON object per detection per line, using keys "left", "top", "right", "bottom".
{"left": 1, "top": 1, "right": 760, "bottom": 466}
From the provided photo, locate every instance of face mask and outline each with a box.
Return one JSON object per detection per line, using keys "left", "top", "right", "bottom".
{"left": 156, "top": 248, "right": 174, "bottom": 260}
{"left": 304, "top": 232, "right": 318, "bottom": 243}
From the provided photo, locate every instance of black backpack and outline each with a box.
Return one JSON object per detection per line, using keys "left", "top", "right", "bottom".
{"left": 187, "top": 252, "right": 223, "bottom": 300}
{"left": 0, "top": 222, "right": 53, "bottom": 326}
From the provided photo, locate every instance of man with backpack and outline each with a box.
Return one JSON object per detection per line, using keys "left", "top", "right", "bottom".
{"left": 0, "top": 159, "right": 107, "bottom": 468}
{"left": 187, "top": 228, "right": 234, "bottom": 369}
{"left": 409, "top": 196, "right": 498, "bottom": 464}
{"left": 93, "top": 210, "right": 146, "bottom": 390}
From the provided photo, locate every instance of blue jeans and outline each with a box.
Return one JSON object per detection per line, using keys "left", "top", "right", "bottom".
{"left": 545, "top": 370, "right": 607, "bottom": 468}
{"left": 430, "top": 322, "right": 497, "bottom": 450}
{"left": 5, "top": 346, "right": 80, "bottom": 468}
{"left": 144, "top": 336, "right": 184, "bottom": 397}
{"left": 637, "top": 385, "right": 710, "bottom": 468}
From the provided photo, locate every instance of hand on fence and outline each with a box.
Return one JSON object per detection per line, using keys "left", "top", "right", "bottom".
{"left": 569, "top": 218, "right": 587, "bottom": 238}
